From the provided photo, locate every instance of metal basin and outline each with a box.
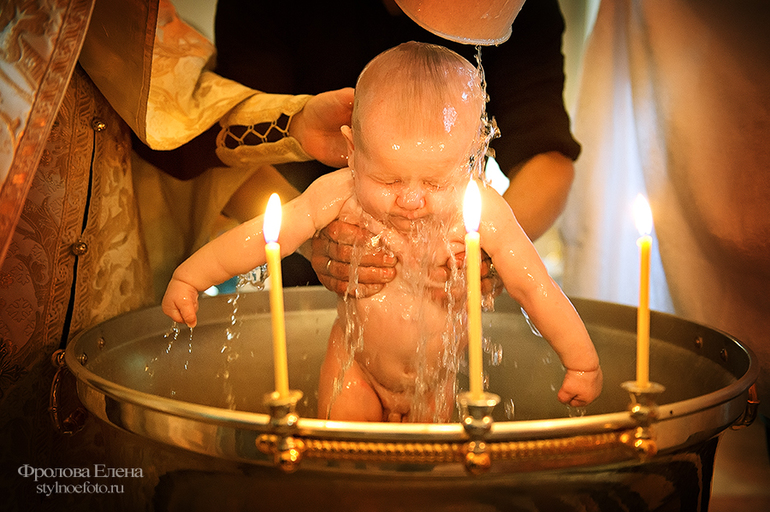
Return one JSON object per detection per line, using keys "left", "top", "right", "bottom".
{"left": 65, "top": 287, "right": 757, "bottom": 511}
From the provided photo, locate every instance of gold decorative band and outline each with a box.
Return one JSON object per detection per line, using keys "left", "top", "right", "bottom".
{"left": 257, "top": 430, "right": 640, "bottom": 468}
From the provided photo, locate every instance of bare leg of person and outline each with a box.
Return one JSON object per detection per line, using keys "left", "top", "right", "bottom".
{"left": 317, "top": 322, "right": 383, "bottom": 421}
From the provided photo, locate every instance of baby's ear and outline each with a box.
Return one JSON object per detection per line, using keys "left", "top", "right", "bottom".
{"left": 341, "top": 125, "right": 355, "bottom": 162}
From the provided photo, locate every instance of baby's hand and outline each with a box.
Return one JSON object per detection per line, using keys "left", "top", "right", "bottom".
{"left": 557, "top": 367, "right": 603, "bottom": 407}
{"left": 161, "top": 278, "right": 200, "bottom": 328}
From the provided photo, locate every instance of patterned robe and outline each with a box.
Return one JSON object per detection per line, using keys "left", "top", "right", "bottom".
{"left": 0, "top": 1, "right": 316, "bottom": 508}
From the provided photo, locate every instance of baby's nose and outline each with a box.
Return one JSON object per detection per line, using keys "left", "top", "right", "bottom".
{"left": 396, "top": 187, "right": 426, "bottom": 210}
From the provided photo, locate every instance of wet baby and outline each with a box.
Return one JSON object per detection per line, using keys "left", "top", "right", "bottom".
{"left": 162, "top": 42, "right": 602, "bottom": 423}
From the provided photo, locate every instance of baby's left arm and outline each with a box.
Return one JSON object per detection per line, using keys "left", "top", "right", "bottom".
{"left": 477, "top": 183, "right": 602, "bottom": 406}
{"left": 162, "top": 169, "right": 354, "bottom": 327}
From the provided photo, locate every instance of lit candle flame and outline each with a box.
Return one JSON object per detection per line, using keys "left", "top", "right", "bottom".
{"left": 264, "top": 193, "right": 282, "bottom": 243}
{"left": 464, "top": 180, "right": 481, "bottom": 233}
{"left": 634, "top": 194, "right": 652, "bottom": 236}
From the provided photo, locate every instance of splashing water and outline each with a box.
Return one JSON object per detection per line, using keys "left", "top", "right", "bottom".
{"left": 408, "top": 219, "right": 465, "bottom": 423}
{"left": 487, "top": 339, "right": 504, "bottom": 367}
{"left": 184, "top": 328, "right": 193, "bottom": 371}
{"left": 219, "top": 294, "right": 242, "bottom": 409}
{"left": 146, "top": 321, "right": 190, "bottom": 397}
{"left": 503, "top": 398, "right": 515, "bottom": 420}
{"left": 144, "top": 357, "right": 157, "bottom": 378}
{"left": 238, "top": 264, "right": 268, "bottom": 290}
{"left": 467, "top": 46, "right": 501, "bottom": 182}
{"left": 163, "top": 322, "right": 180, "bottom": 353}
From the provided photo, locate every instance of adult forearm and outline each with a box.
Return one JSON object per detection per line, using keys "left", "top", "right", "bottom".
{"left": 501, "top": 151, "right": 575, "bottom": 240}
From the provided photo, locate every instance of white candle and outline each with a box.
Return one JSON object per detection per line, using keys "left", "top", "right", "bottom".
{"left": 264, "top": 193, "right": 289, "bottom": 397}
{"left": 464, "top": 180, "right": 483, "bottom": 399}
{"left": 633, "top": 194, "right": 653, "bottom": 388}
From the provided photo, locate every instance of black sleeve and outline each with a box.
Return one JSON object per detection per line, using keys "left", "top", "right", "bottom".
{"left": 484, "top": 0, "right": 581, "bottom": 177}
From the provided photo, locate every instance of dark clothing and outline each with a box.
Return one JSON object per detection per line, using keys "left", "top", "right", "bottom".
{"left": 214, "top": 0, "right": 581, "bottom": 182}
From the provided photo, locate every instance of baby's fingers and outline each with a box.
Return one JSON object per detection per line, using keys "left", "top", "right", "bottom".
{"left": 162, "top": 299, "right": 198, "bottom": 328}
{"left": 162, "top": 281, "right": 200, "bottom": 328}
{"left": 178, "top": 300, "right": 199, "bottom": 329}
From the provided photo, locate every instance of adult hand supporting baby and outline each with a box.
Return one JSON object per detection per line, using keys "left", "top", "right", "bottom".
{"left": 311, "top": 220, "right": 504, "bottom": 302}
{"left": 311, "top": 219, "right": 397, "bottom": 297}
{"left": 290, "top": 88, "right": 355, "bottom": 168}
{"left": 429, "top": 251, "right": 504, "bottom": 306}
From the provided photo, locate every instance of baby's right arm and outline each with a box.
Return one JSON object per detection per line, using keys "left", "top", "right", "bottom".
{"left": 162, "top": 169, "right": 354, "bottom": 327}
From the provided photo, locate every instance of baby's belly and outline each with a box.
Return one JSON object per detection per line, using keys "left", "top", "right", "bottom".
{"left": 342, "top": 284, "right": 461, "bottom": 393}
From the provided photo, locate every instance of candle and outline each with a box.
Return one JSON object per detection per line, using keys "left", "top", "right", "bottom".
{"left": 464, "top": 180, "right": 484, "bottom": 399}
{"left": 264, "top": 193, "right": 289, "bottom": 397}
{"left": 634, "top": 194, "right": 653, "bottom": 388}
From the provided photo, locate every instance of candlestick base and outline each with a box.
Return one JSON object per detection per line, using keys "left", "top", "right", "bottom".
{"left": 620, "top": 381, "right": 666, "bottom": 460}
{"left": 257, "top": 390, "right": 305, "bottom": 473}
{"left": 457, "top": 391, "right": 500, "bottom": 475}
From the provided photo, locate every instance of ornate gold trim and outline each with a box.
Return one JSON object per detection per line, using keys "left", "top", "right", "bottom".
{"left": 257, "top": 430, "right": 640, "bottom": 470}
{"left": 0, "top": 0, "right": 95, "bottom": 266}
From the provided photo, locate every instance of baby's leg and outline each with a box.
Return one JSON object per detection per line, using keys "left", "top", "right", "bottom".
{"left": 317, "top": 320, "right": 383, "bottom": 421}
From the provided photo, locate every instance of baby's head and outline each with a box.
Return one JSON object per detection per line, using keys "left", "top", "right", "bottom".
{"left": 342, "top": 41, "right": 485, "bottom": 232}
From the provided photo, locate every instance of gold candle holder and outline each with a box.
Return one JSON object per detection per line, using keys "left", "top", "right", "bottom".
{"left": 620, "top": 381, "right": 666, "bottom": 459}
{"left": 257, "top": 390, "right": 304, "bottom": 473}
{"left": 457, "top": 391, "right": 500, "bottom": 475}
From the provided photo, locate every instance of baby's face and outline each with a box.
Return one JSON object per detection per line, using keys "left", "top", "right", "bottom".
{"left": 348, "top": 106, "right": 480, "bottom": 233}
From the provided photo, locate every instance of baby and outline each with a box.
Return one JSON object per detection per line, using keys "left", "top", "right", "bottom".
{"left": 162, "top": 42, "right": 602, "bottom": 423}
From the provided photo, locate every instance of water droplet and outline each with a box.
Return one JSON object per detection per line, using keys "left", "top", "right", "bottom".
{"left": 238, "top": 265, "right": 268, "bottom": 290}
{"left": 481, "top": 293, "right": 495, "bottom": 312}
{"left": 567, "top": 406, "right": 586, "bottom": 418}
{"left": 489, "top": 342, "right": 503, "bottom": 366}
{"left": 163, "top": 322, "right": 180, "bottom": 340}
{"left": 504, "top": 398, "right": 515, "bottom": 419}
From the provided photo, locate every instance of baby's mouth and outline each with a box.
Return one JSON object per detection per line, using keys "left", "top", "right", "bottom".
{"left": 387, "top": 212, "right": 431, "bottom": 232}
{"left": 396, "top": 209, "right": 427, "bottom": 221}
{"left": 388, "top": 215, "right": 416, "bottom": 231}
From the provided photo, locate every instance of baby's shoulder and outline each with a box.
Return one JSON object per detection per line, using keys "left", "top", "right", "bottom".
{"left": 311, "top": 168, "right": 355, "bottom": 190}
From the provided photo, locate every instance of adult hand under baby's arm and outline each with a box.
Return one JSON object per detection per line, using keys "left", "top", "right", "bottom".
{"left": 311, "top": 219, "right": 397, "bottom": 297}
{"left": 557, "top": 366, "right": 604, "bottom": 407}
{"left": 161, "top": 277, "right": 201, "bottom": 328}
